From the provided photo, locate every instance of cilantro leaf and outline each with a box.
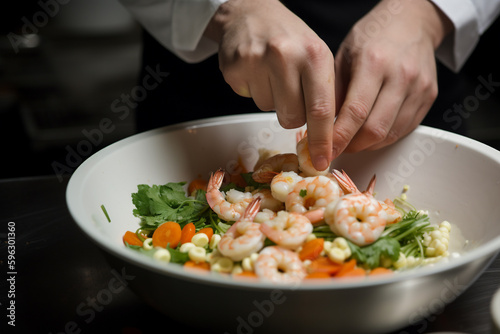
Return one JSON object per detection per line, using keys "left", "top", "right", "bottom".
{"left": 132, "top": 183, "right": 210, "bottom": 227}
{"left": 348, "top": 237, "right": 400, "bottom": 269}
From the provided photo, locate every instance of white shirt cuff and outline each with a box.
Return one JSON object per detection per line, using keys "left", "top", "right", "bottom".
{"left": 172, "top": 0, "right": 228, "bottom": 63}
{"left": 430, "top": 0, "right": 500, "bottom": 72}
{"left": 431, "top": 0, "right": 479, "bottom": 72}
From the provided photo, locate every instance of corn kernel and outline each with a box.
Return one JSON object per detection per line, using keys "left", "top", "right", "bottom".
{"left": 188, "top": 246, "right": 206, "bottom": 263}
{"left": 192, "top": 233, "right": 209, "bottom": 247}
{"left": 153, "top": 248, "right": 171, "bottom": 262}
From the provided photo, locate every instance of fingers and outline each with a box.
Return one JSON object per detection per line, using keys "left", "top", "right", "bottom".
{"left": 300, "top": 43, "right": 336, "bottom": 170}
{"left": 331, "top": 58, "right": 384, "bottom": 159}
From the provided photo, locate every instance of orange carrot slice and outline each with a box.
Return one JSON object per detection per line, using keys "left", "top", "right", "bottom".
{"left": 369, "top": 267, "right": 393, "bottom": 276}
{"left": 180, "top": 222, "right": 196, "bottom": 245}
{"left": 308, "top": 257, "right": 342, "bottom": 275}
{"left": 299, "top": 238, "right": 324, "bottom": 261}
{"left": 233, "top": 271, "right": 258, "bottom": 280}
{"left": 305, "top": 272, "right": 331, "bottom": 279}
{"left": 334, "top": 258, "right": 357, "bottom": 277}
{"left": 196, "top": 227, "right": 214, "bottom": 241}
{"left": 152, "top": 221, "right": 182, "bottom": 249}
{"left": 184, "top": 260, "right": 210, "bottom": 271}
{"left": 188, "top": 178, "right": 208, "bottom": 195}
{"left": 336, "top": 267, "right": 367, "bottom": 278}
{"left": 122, "top": 231, "right": 143, "bottom": 247}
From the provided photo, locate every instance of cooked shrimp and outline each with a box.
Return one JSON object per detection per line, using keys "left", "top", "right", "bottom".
{"left": 260, "top": 211, "right": 313, "bottom": 250}
{"left": 218, "top": 198, "right": 266, "bottom": 261}
{"left": 206, "top": 169, "right": 253, "bottom": 221}
{"left": 333, "top": 169, "right": 401, "bottom": 225}
{"left": 254, "top": 208, "right": 277, "bottom": 223}
{"left": 326, "top": 170, "right": 388, "bottom": 246}
{"left": 270, "top": 171, "right": 303, "bottom": 203}
{"left": 296, "top": 136, "right": 330, "bottom": 176}
{"left": 324, "top": 193, "right": 388, "bottom": 246}
{"left": 254, "top": 246, "right": 307, "bottom": 283}
{"left": 252, "top": 188, "right": 284, "bottom": 212}
{"left": 285, "top": 175, "right": 343, "bottom": 223}
{"left": 363, "top": 174, "right": 402, "bottom": 225}
{"left": 252, "top": 153, "right": 299, "bottom": 184}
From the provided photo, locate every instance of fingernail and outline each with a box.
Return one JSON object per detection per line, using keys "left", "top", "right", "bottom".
{"left": 313, "top": 156, "right": 330, "bottom": 171}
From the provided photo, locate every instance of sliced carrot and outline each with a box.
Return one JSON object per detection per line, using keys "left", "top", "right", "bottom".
{"left": 334, "top": 258, "right": 357, "bottom": 277}
{"left": 152, "top": 221, "right": 182, "bottom": 249}
{"left": 308, "top": 257, "right": 342, "bottom": 275}
{"left": 123, "top": 231, "right": 143, "bottom": 247}
{"left": 336, "top": 267, "right": 367, "bottom": 278}
{"left": 233, "top": 271, "right": 258, "bottom": 280}
{"left": 196, "top": 227, "right": 214, "bottom": 241}
{"left": 180, "top": 222, "right": 196, "bottom": 245}
{"left": 184, "top": 260, "right": 210, "bottom": 271}
{"left": 188, "top": 178, "right": 208, "bottom": 195}
{"left": 369, "top": 267, "right": 393, "bottom": 276}
{"left": 305, "top": 272, "right": 331, "bottom": 279}
{"left": 299, "top": 238, "right": 324, "bottom": 261}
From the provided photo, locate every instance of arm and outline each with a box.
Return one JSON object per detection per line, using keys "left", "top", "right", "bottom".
{"left": 118, "top": 0, "right": 228, "bottom": 63}
{"left": 430, "top": 0, "right": 500, "bottom": 72}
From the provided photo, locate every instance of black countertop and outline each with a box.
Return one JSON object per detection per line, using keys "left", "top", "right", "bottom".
{"left": 1, "top": 175, "right": 499, "bottom": 334}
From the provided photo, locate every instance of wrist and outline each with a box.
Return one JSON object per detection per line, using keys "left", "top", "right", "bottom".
{"left": 416, "top": 0, "right": 454, "bottom": 49}
{"left": 203, "top": 0, "right": 238, "bottom": 44}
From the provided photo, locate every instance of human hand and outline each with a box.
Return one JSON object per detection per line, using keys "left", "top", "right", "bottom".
{"left": 204, "top": 0, "right": 335, "bottom": 171}
{"left": 332, "top": 0, "right": 453, "bottom": 158}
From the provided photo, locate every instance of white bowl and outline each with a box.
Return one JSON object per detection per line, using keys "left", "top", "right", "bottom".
{"left": 67, "top": 113, "right": 500, "bottom": 334}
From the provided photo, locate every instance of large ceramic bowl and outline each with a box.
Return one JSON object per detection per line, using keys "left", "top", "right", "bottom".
{"left": 66, "top": 113, "right": 500, "bottom": 334}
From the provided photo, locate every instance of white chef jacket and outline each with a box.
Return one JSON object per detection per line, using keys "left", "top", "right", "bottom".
{"left": 119, "top": 0, "right": 500, "bottom": 72}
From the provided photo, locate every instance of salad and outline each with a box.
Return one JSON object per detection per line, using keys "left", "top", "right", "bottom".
{"left": 122, "top": 137, "right": 453, "bottom": 283}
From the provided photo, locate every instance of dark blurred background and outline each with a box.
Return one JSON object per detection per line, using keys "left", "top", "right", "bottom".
{"left": 1, "top": 0, "right": 500, "bottom": 180}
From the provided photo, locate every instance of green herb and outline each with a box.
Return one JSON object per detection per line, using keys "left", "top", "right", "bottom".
{"left": 101, "top": 205, "right": 111, "bottom": 222}
{"left": 299, "top": 189, "right": 307, "bottom": 197}
{"left": 241, "top": 172, "right": 270, "bottom": 189}
{"left": 166, "top": 245, "right": 190, "bottom": 264}
{"left": 131, "top": 182, "right": 210, "bottom": 227}
{"left": 348, "top": 237, "right": 400, "bottom": 269}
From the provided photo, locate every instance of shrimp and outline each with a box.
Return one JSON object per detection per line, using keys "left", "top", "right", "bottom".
{"left": 296, "top": 136, "right": 330, "bottom": 177}
{"left": 333, "top": 169, "right": 402, "bottom": 225}
{"left": 260, "top": 211, "right": 313, "bottom": 250}
{"left": 252, "top": 188, "right": 284, "bottom": 212}
{"left": 363, "top": 174, "right": 402, "bottom": 225}
{"left": 285, "top": 175, "right": 343, "bottom": 223}
{"left": 218, "top": 197, "right": 266, "bottom": 261}
{"left": 206, "top": 169, "right": 253, "bottom": 221}
{"left": 252, "top": 153, "right": 299, "bottom": 184}
{"left": 254, "top": 246, "right": 307, "bottom": 283}
{"left": 325, "top": 170, "right": 388, "bottom": 246}
{"left": 270, "top": 171, "right": 303, "bottom": 203}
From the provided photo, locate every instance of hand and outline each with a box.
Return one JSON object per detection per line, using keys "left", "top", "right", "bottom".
{"left": 332, "top": 0, "right": 453, "bottom": 158}
{"left": 204, "top": 0, "right": 335, "bottom": 171}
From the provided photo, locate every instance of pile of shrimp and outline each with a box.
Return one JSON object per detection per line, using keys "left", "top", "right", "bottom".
{"left": 203, "top": 132, "right": 405, "bottom": 283}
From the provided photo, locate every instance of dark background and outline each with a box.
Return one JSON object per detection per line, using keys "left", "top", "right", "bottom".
{"left": 1, "top": 0, "right": 500, "bottom": 180}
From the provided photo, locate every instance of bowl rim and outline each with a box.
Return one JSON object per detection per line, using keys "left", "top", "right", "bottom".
{"left": 66, "top": 113, "right": 500, "bottom": 290}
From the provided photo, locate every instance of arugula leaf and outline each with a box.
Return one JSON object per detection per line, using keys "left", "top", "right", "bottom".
{"left": 132, "top": 183, "right": 210, "bottom": 227}
{"left": 348, "top": 237, "right": 400, "bottom": 269}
